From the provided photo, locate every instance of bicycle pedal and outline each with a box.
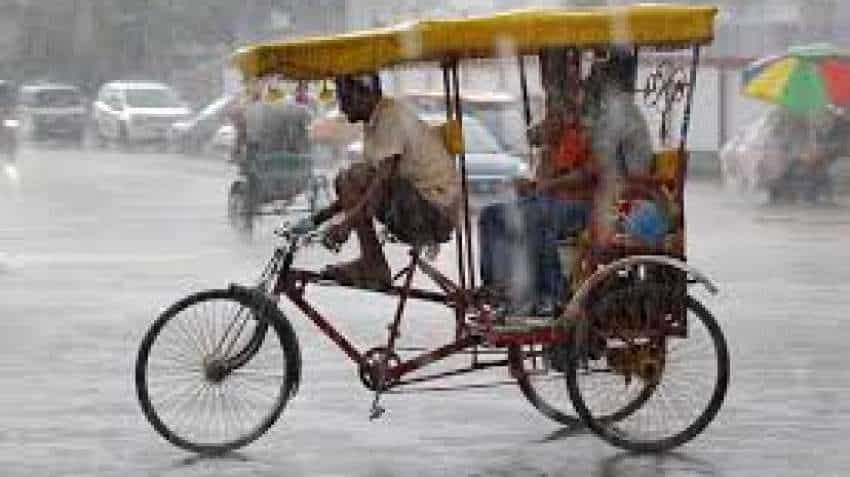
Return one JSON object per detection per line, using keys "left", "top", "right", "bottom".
{"left": 369, "top": 405, "right": 386, "bottom": 421}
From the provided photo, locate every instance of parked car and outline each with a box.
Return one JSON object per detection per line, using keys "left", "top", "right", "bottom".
{"left": 18, "top": 82, "right": 87, "bottom": 144}
{"left": 401, "top": 90, "right": 529, "bottom": 156}
{"left": 167, "top": 94, "right": 236, "bottom": 154}
{"left": 426, "top": 113, "right": 529, "bottom": 194}
{"left": 92, "top": 81, "right": 191, "bottom": 149}
{"left": 347, "top": 113, "right": 529, "bottom": 195}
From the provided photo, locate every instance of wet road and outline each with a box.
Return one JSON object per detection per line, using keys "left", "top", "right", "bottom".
{"left": 1, "top": 146, "right": 850, "bottom": 476}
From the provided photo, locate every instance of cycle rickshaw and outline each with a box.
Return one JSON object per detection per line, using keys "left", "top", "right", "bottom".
{"left": 136, "top": 4, "right": 729, "bottom": 455}
{"left": 227, "top": 86, "right": 332, "bottom": 230}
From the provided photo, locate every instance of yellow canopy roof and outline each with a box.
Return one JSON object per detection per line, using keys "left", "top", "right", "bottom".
{"left": 233, "top": 4, "right": 718, "bottom": 81}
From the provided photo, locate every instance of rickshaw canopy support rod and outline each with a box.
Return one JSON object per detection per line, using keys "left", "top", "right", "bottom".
{"left": 452, "top": 61, "right": 476, "bottom": 290}
{"left": 444, "top": 62, "right": 467, "bottom": 341}
{"left": 443, "top": 62, "right": 467, "bottom": 299}
{"left": 679, "top": 46, "right": 701, "bottom": 154}
{"left": 518, "top": 55, "right": 532, "bottom": 128}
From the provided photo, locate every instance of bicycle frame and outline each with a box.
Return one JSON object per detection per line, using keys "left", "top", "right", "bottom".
{"left": 267, "top": 242, "right": 515, "bottom": 387}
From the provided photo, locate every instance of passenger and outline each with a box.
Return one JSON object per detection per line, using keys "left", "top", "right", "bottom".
{"left": 480, "top": 48, "right": 588, "bottom": 315}
{"left": 795, "top": 109, "right": 846, "bottom": 203}
{"left": 479, "top": 48, "right": 656, "bottom": 315}
{"left": 768, "top": 110, "right": 845, "bottom": 203}
{"left": 302, "top": 74, "right": 460, "bottom": 289}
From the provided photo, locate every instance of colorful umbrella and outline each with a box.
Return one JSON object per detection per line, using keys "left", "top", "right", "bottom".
{"left": 743, "top": 44, "right": 850, "bottom": 114}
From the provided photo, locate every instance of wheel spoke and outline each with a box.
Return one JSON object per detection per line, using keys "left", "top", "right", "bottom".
{"left": 569, "top": 286, "right": 729, "bottom": 452}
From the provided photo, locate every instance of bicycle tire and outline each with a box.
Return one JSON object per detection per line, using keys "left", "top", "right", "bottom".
{"left": 510, "top": 344, "right": 654, "bottom": 426}
{"left": 567, "top": 285, "right": 730, "bottom": 453}
{"left": 135, "top": 287, "right": 301, "bottom": 454}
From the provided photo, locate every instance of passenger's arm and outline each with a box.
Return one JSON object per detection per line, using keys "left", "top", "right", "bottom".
{"left": 535, "top": 168, "right": 591, "bottom": 193}
{"left": 535, "top": 160, "right": 597, "bottom": 195}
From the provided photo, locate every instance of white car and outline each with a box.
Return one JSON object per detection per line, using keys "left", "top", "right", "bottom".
{"left": 167, "top": 94, "right": 236, "bottom": 155}
{"left": 92, "top": 81, "right": 191, "bottom": 148}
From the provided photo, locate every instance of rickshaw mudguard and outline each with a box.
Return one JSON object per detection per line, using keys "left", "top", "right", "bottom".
{"left": 562, "top": 255, "right": 718, "bottom": 320}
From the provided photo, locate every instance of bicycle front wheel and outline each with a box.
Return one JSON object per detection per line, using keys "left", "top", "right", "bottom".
{"left": 567, "top": 283, "right": 730, "bottom": 453}
{"left": 135, "top": 288, "right": 300, "bottom": 454}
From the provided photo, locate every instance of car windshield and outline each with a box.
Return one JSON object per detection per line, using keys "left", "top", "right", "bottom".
{"left": 460, "top": 117, "right": 504, "bottom": 154}
{"left": 420, "top": 115, "right": 503, "bottom": 154}
{"left": 467, "top": 104, "right": 527, "bottom": 152}
{"left": 35, "top": 89, "right": 81, "bottom": 107}
{"left": 198, "top": 96, "right": 232, "bottom": 118}
{"left": 125, "top": 88, "right": 181, "bottom": 108}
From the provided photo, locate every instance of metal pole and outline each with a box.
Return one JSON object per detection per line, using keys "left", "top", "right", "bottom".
{"left": 443, "top": 65, "right": 453, "bottom": 118}
{"left": 518, "top": 55, "right": 532, "bottom": 128}
{"left": 679, "top": 46, "right": 700, "bottom": 154}
{"left": 444, "top": 62, "right": 466, "bottom": 339}
{"left": 452, "top": 62, "right": 475, "bottom": 290}
{"left": 717, "top": 63, "right": 727, "bottom": 150}
{"left": 444, "top": 63, "right": 466, "bottom": 292}
{"left": 678, "top": 46, "right": 701, "bottom": 225}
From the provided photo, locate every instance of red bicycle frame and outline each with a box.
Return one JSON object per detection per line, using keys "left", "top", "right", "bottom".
{"left": 271, "top": 247, "right": 515, "bottom": 385}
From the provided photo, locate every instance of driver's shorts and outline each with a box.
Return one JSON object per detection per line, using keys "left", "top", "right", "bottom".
{"left": 336, "top": 162, "right": 455, "bottom": 246}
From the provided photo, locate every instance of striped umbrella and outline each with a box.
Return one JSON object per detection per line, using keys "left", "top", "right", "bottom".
{"left": 743, "top": 43, "right": 850, "bottom": 114}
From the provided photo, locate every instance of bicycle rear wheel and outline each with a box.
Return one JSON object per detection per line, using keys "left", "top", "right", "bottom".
{"left": 566, "top": 283, "right": 730, "bottom": 453}
{"left": 510, "top": 342, "right": 654, "bottom": 426}
{"left": 135, "top": 288, "right": 300, "bottom": 454}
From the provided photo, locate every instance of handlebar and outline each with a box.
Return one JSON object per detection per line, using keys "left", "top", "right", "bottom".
{"left": 274, "top": 221, "right": 341, "bottom": 254}
{"left": 275, "top": 224, "right": 320, "bottom": 246}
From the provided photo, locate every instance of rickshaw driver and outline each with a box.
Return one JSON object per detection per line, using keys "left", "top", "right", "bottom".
{"left": 303, "top": 74, "right": 460, "bottom": 289}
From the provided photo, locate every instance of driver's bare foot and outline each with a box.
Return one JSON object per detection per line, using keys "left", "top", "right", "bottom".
{"left": 323, "top": 257, "right": 391, "bottom": 290}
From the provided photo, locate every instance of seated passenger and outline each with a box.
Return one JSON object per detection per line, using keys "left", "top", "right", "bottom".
{"left": 479, "top": 48, "right": 660, "bottom": 315}
{"left": 305, "top": 75, "right": 460, "bottom": 289}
